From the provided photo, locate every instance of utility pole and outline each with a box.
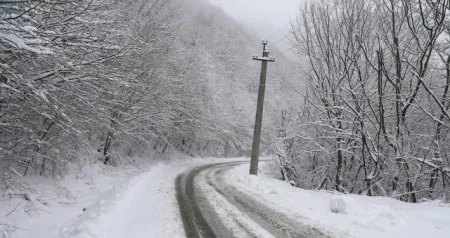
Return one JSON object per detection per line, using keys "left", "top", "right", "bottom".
{"left": 249, "top": 40, "right": 275, "bottom": 175}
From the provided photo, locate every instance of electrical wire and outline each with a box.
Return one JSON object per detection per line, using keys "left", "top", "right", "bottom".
{"left": 266, "top": 21, "right": 292, "bottom": 40}
{"left": 272, "top": 35, "right": 289, "bottom": 47}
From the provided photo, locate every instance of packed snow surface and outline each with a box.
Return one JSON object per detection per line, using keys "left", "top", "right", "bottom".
{"left": 1, "top": 157, "right": 245, "bottom": 238}
{"left": 226, "top": 162, "right": 450, "bottom": 238}
{"left": 59, "top": 162, "right": 185, "bottom": 238}
{"left": 3, "top": 158, "right": 450, "bottom": 238}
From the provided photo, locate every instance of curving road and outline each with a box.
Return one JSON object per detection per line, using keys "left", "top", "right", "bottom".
{"left": 175, "top": 162, "right": 332, "bottom": 238}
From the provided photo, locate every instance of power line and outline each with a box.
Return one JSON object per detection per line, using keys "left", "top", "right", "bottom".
{"left": 267, "top": 22, "right": 291, "bottom": 40}
{"left": 272, "top": 35, "right": 289, "bottom": 47}
{"left": 266, "top": 19, "right": 295, "bottom": 40}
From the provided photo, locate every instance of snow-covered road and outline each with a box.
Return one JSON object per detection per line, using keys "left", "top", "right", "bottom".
{"left": 5, "top": 158, "right": 449, "bottom": 238}
{"left": 176, "top": 160, "right": 450, "bottom": 238}
{"left": 177, "top": 161, "right": 334, "bottom": 238}
{"left": 59, "top": 158, "right": 257, "bottom": 238}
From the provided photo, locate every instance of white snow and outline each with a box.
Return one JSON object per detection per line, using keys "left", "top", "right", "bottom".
{"left": 1, "top": 157, "right": 245, "bottom": 238}
{"left": 1, "top": 160, "right": 145, "bottom": 238}
{"left": 4, "top": 158, "right": 450, "bottom": 238}
{"left": 58, "top": 158, "right": 253, "bottom": 238}
{"left": 329, "top": 196, "right": 351, "bottom": 214}
{"left": 60, "top": 162, "right": 186, "bottom": 238}
{"left": 0, "top": 83, "right": 20, "bottom": 93}
{"left": 0, "top": 32, "right": 52, "bottom": 54}
{"left": 226, "top": 162, "right": 450, "bottom": 238}
{"left": 196, "top": 168, "right": 275, "bottom": 238}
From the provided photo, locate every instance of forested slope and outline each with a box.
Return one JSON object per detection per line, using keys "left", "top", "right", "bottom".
{"left": 0, "top": 0, "right": 296, "bottom": 191}
{"left": 274, "top": 0, "right": 450, "bottom": 203}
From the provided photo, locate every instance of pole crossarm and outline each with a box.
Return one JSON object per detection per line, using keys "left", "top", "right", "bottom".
{"left": 252, "top": 56, "right": 276, "bottom": 62}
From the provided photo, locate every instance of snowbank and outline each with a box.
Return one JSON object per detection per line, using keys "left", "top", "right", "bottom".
{"left": 1, "top": 156, "right": 249, "bottom": 237}
{"left": 59, "top": 158, "right": 249, "bottom": 238}
{"left": 227, "top": 162, "right": 450, "bottom": 238}
{"left": 0, "top": 160, "right": 132, "bottom": 238}
{"left": 60, "top": 162, "right": 185, "bottom": 238}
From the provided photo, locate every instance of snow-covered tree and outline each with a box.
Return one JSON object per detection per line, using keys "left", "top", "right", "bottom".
{"left": 289, "top": 0, "right": 450, "bottom": 202}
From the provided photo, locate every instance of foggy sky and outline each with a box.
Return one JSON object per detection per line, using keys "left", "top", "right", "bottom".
{"left": 206, "top": 0, "right": 303, "bottom": 50}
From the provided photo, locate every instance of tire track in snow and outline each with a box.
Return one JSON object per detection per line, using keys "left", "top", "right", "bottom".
{"left": 175, "top": 164, "right": 218, "bottom": 238}
{"left": 208, "top": 164, "right": 333, "bottom": 238}
{"left": 176, "top": 162, "right": 333, "bottom": 238}
{"left": 203, "top": 165, "right": 264, "bottom": 238}
{"left": 176, "top": 162, "right": 261, "bottom": 238}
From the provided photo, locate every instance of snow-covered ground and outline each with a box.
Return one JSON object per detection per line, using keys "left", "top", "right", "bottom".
{"left": 226, "top": 162, "right": 450, "bottom": 238}
{"left": 0, "top": 156, "right": 241, "bottom": 238}
{"left": 4, "top": 158, "right": 450, "bottom": 238}
{"left": 1, "top": 160, "right": 141, "bottom": 238}
{"left": 59, "top": 161, "right": 186, "bottom": 238}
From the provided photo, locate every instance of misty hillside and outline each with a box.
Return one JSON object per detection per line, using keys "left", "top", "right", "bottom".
{"left": 0, "top": 0, "right": 297, "bottom": 189}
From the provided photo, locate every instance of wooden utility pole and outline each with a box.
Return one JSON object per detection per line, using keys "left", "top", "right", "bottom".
{"left": 249, "top": 40, "right": 275, "bottom": 175}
